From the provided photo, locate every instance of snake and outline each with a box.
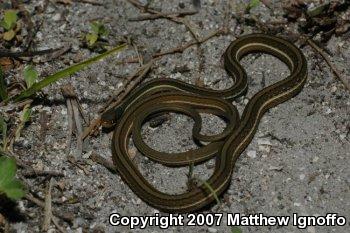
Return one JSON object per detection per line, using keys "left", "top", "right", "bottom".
{"left": 101, "top": 33, "right": 308, "bottom": 213}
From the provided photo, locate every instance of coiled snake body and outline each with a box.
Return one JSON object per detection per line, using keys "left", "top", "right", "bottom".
{"left": 102, "top": 34, "right": 308, "bottom": 213}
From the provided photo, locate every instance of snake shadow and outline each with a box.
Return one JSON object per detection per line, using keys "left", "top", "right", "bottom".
{"left": 0, "top": 195, "right": 26, "bottom": 223}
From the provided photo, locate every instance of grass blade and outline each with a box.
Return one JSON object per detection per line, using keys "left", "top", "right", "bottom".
{"left": 0, "top": 66, "right": 8, "bottom": 101}
{"left": 13, "top": 43, "right": 127, "bottom": 102}
{"left": 201, "top": 180, "right": 220, "bottom": 205}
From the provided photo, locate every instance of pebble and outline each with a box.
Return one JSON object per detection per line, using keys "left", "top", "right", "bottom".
{"left": 269, "top": 165, "right": 284, "bottom": 171}
{"left": 257, "top": 138, "right": 272, "bottom": 146}
{"left": 307, "top": 226, "right": 316, "bottom": 233}
{"left": 299, "top": 174, "right": 305, "bottom": 180}
{"left": 325, "top": 107, "right": 332, "bottom": 114}
{"left": 208, "top": 227, "right": 218, "bottom": 233}
{"left": 247, "top": 150, "right": 257, "bottom": 158}
{"left": 128, "top": 148, "right": 137, "bottom": 160}
{"left": 52, "top": 13, "right": 61, "bottom": 21}
{"left": 61, "top": 108, "right": 67, "bottom": 115}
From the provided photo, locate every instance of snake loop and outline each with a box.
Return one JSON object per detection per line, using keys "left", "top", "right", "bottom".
{"left": 104, "top": 33, "right": 308, "bottom": 213}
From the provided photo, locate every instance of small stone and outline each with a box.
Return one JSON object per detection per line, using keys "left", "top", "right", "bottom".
{"left": 83, "top": 151, "right": 92, "bottom": 159}
{"left": 59, "top": 24, "right": 66, "bottom": 31}
{"left": 312, "top": 156, "right": 319, "bottom": 163}
{"left": 52, "top": 13, "right": 61, "bottom": 21}
{"left": 73, "top": 52, "right": 83, "bottom": 63}
{"left": 269, "top": 165, "right": 284, "bottom": 171}
{"left": 325, "top": 107, "right": 332, "bottom": 114}
{"left": 247, "top": 150, "right": 256, "bottom": 158}
{"left": 33, "top": 160, "right": 44, "bottom": 171}
{"left": 257, "top": 138, "right": 272, "bottom": 146}
{"left": 258, "top": 145, "right": 271, "bottom": 153}
{"left": 299, "top": 174, "right": 305, "bottom": 180}
{"left": 330, "top": 85, "right": 337, "bottom": 93}
{"left": 36, "top": 31, "right": 43, "bottom": 41}
{"left": 61, "top": 108, "right": 67, "bottom": 115}
{"left": 208, "top": 227, "right": 218, "bottom": 233}
{"left": 128, "top": 148, "right": 137, "bottom": 160}
{"left": 293, "top": 202, "right": 301, "bottom": 207}
{"left": 307, "top": 226, "right": 316, "bottom": 233}
{"left": 339, "top": 134, "right": 346, "bottom": 140}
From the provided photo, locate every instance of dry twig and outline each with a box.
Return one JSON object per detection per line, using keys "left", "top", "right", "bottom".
{"left": 90, "top": 152, "right": 116, "bottom": 173}
{"left": 306, "top": 38, "right": 350, "bottom": 92}
{"left": 25, "top": 194, "right": 74, "bottom": 223}
{"left": 128, "top": 10, "right": 198, "bottom": 21}
{"left": 0, "top": 47, "right": 64, "bottom": 59}
{"left": 75, "top": 0, "right": 103, "bottom": 5}
{"left": 42, "top": 178, "right": 54, "bottom": 231}
{"left": 61, "top": 85, "right": 85, "bottom": 156}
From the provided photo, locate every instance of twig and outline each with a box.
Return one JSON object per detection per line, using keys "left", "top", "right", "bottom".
{"left": 52, "top": 216, "right": 66, "bottom": 233}
{"left": 306, "top": 38, "right": 350, "bottom": 92}
{"left": 75, "top": 0, "right": 103, "bottom": 5}
{"left": 72, "top": 101, "right": 83, "bottom": 156}
{"left": 39, "top": 110, "right": 50, "bottom": 141}
{"left": 39, "top": 44, "right": 71, "bottom": 63}
{"left": 25, "top": 194, "right": 74, "bottom": 223}
{"left": 42, "top": 178, "right": 54, "bottom": 231}
{"left": 127, "top": 0, "right": 199, "bottom": 42}
{"left": 90, "top": 152, "right": 116, "bottom": 173}
{"left": 154, "top": 28, "right": 224, "bottom": 58}
{"left": 66, "top": 99, "right": 74, "bottom": 153}
{"left": 128, "top": 10, "right": 198, "bottom": 21}
{"left": 61, "top": 85, "right": 84, "bottom": 157}
{"left": 117, "top": 28, "right": 225, "bottom": 65}
{"left": 0, "top": 47, "right": 63, "bottom": 58}
{"left": 22, "top": 170, "right": 64, "bottom": 178}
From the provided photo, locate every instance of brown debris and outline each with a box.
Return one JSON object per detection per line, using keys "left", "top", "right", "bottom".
{"left": 61, "top": 85, "right": 86, "bottom": 157}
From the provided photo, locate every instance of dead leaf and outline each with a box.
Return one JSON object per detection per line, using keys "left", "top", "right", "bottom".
{"left": 0, "top": 58, "right": 15, "bottom": 71}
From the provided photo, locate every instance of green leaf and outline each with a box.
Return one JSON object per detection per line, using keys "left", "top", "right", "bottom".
{"left": 249, "top": 0, "right": 260, "bottom": 9}
{"left": 86, "top": 33, "right": 98, "bottom": 46}
{"left": 3, "top": 29, "right": 16, "bottom": 41}
{"left": 0, "top": 156, "right": 16, "bottom": 185}
{"left": 23, "top": 65, "right": 38, "bottom": 88}
{"left": 22, "top": 108, "right": 31, "bottom": 122}
{"left": 12, "top": 43, "right": 127, "bottom": 102}
{"left": 98, "top": 25, "right": 109, "bottom": 37}
{"left": 90, "top": 21, "right": 101, "bottom": 34}
{"left": 0, "top": 156, "right": 25, "bottom": 200}
{"left": 90, "top": 21, "right": 108, "bottom": 37}
{"left": 231, "top": 226, "right": 243, "bottom": 233}
{"left": 0, "top": 66, "right": 7, "bottom": 101}
{"left": 1, "top": 179, "right": 25, "bottom": 200}
{"left": 1, "top": 10, "right": 18, "bottom": 30}
{"left": 14, "top": 104, "right": 31, "bottom": 141}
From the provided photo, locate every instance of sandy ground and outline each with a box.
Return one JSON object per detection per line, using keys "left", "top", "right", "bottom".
{"left": 3, "top": 0, "right": 349, "bottom": 232}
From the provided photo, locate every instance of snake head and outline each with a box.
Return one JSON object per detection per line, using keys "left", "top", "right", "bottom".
{"left": 101, "top": 106, "right": 124, "bottom": 128}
